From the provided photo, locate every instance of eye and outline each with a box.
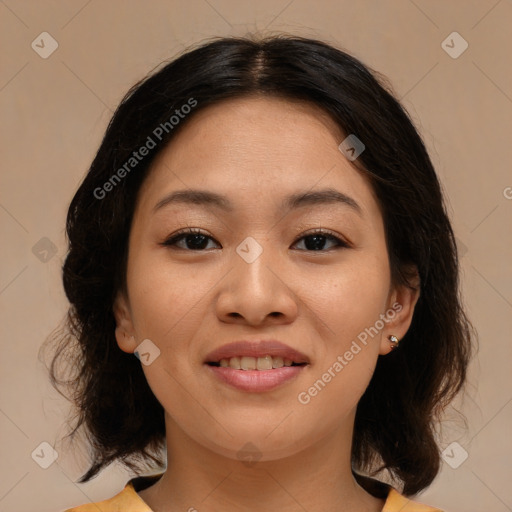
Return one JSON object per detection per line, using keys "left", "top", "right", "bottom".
{"left": 292, "top": 229, "right": 350, "bottom": 251}
{"left": 161, "top": 228, "right": 220, "bottom": 251}
{"left": 162, "top": 228, "right": 350, "bottom": 252}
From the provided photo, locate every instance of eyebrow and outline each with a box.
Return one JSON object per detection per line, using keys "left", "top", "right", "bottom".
{"left": 152, "top": 187, "right": 362, "bottom": 215}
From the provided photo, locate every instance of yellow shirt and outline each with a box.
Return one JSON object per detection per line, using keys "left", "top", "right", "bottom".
{"left": 63, "top": 473, "right": 443, "bottom": 512}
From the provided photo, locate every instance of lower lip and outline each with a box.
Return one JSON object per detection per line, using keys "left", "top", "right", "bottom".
{"left": 206, "top": 364, "right": 307, "bottom": 392}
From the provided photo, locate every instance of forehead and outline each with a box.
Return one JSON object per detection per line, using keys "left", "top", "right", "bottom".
{"left": 152, "top": 95, "right": 344, "bottom": 170}
{"left": 136, "top": 96, "right": 380, "bottom": 220}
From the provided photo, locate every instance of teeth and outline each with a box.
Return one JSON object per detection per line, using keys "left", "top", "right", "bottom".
{"left": 257, "top": 355, "right": 273, "bottom": 370}
{"left": 240, "top": 356, "right": 256, "bottom": 370}
{"left": 229, "top": 356, "right": 241, "bottom": 369}
{"left": 272, "top": 356, "right": 284, "bottom": 368}
{"left": 217, "top": 355, "right": 301, "bottom": 371}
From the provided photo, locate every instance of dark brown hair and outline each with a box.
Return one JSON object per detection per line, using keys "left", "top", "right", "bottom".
{"left": 41, "top": 34, "right": 474, "bottom": 496}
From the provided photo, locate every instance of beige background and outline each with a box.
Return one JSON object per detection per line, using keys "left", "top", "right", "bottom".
{"left": 1, "top": 1, "right": 511, "bottom": 511}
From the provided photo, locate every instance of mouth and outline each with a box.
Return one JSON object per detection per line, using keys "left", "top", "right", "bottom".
{"left": 204, "top": 339, "right": 310, "bottom": 367}
{"left": 205, "top": 362, "right": 308, "bottom": 392}
{"left": 206, "top": 355, "right": 307, "bottom": 370}
{"left": 204, "top": 340, "right": 310, "bottom": 392}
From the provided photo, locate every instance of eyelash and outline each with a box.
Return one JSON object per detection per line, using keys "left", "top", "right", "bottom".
{"left": 161, "top": 228, "right": 351, "bottom": 252}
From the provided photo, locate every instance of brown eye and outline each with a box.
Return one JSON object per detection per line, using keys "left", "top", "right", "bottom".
{"left": 162, "top": 229, "right": 219, "bottom": 251}
{"left": 161, "top": 228, "right": 350, "bottom": 252}
{"left": 292, "top": 230, "right": 350, "bottom": 251}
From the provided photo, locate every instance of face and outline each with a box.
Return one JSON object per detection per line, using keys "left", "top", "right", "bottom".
{"left": 114, "top": 96, "right": 418, "bottom": 462}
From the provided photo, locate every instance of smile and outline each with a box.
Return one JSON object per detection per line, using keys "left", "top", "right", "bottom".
{"left": 207, "top": 355, "right": 307, "bottom": 370}
{"left": 205, "top": 356, "right": 308, "bottom": 392}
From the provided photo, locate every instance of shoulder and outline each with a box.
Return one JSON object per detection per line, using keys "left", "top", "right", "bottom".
{"left": 383, "top": 487, "right": 444, "bottom": 511}
{"left": 61, "top": 478, "right": 153, "bottom": 512}
{"left": 355, "top": 472, "right": 443, "bottom": 512}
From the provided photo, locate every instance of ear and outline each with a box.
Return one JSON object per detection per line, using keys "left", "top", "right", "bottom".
{"left": 113, "top": 291, "right": 138, "bottom": 354}
{"left": 379, "top": 267, "right": 421, "bottom": 355}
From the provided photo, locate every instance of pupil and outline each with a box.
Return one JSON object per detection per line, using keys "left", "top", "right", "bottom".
{"left": 184, "top": 234, "right": 328, "bottom": 251}
{"left": 305, "top": 235, "right": 326, "bottom": 251}
{"left": 187, "top": 234, "right": 208, "bottom": 250}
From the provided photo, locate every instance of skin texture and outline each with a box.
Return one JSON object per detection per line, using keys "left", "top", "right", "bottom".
{"left": 113, "top": 97, "right": 420, "bottom": 512}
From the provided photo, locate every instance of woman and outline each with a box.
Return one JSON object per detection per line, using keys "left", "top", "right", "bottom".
{"left": 47, "top": 34, "right": 473, "bottom": 512}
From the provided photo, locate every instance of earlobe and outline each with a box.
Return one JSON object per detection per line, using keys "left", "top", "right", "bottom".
{"left": 379, "top": 269, "right": 421, "bottom": 355}
{"left": 114, "top": 328, "right": 138, "bottom": 353}
{"left": 113, "top": 292, "right": 137, "bottom": 353}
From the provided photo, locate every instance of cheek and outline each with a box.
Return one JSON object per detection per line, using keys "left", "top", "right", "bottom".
{"left": 296, "top": 255, "right": 389, "bottom": 404}
{"left": 126, "top": 251, "right": 213, "bottom": 341}
{"left": 305, "top": 256, "right": 390, "bottom": 342}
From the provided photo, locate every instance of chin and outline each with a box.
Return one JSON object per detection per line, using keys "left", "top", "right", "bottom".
{"left": 205, "top": 436, "right": 306, "bottom": 465}
{"left": 186, "top": 416, "right": 321, "bottom": 463}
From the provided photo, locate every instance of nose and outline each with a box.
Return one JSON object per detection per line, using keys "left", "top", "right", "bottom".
{"left": 215, "top": 241, "right": 298, "bottom": 326}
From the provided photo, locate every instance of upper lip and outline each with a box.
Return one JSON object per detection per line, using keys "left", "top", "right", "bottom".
{"left": 205, "top": 340, "right": 310, "bottom": 364}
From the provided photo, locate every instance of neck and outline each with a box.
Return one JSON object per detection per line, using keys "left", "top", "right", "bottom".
{"left": 137, "top": 413, "right": 385, "bottom": 512}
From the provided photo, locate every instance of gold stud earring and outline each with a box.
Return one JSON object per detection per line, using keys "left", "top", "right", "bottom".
{"left": 388, "top": 335, "right": 400, "bottom": 350}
